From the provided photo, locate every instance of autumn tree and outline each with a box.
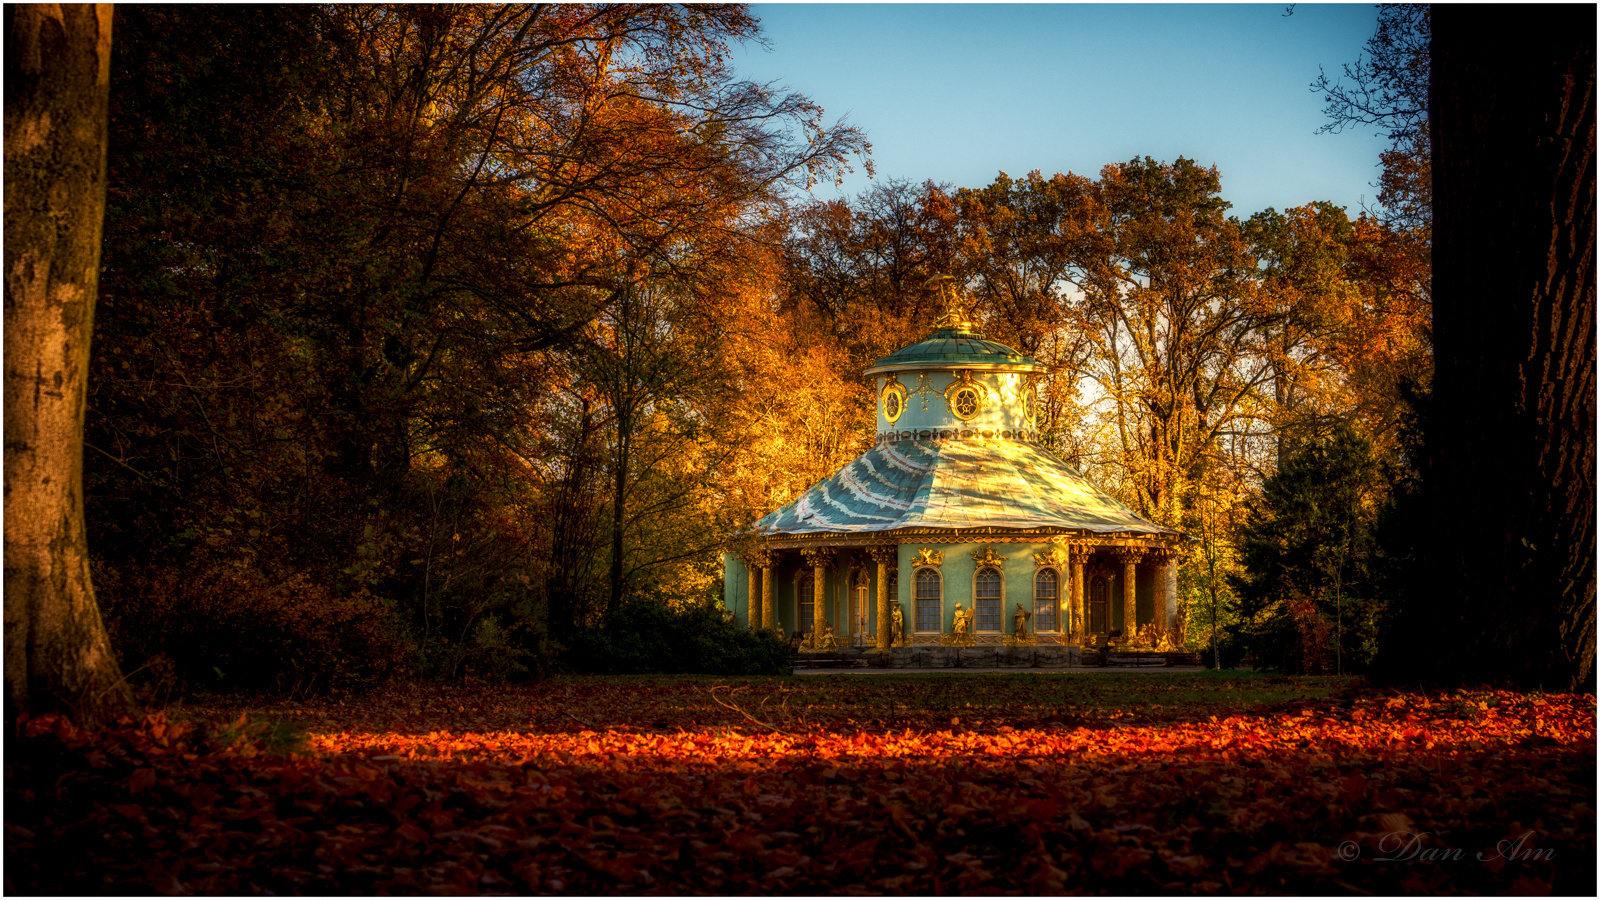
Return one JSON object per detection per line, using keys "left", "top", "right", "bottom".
{"left": 88, "top": 4, "right": 866, "bottom": 684}
{"left": 781, "top": 178, "right": 959, "bottom": 366}
{"left": 4, "top": 4, "right": 134, "bottom": 724}
{"left": 1079, "top": 156, "right": 1270, "bottom": 527}
{"left": 1312, "top": 3, "right": 1431, "bottom": 235}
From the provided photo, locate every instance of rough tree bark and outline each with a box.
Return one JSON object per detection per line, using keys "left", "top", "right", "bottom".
{"left": 1412, "top": 5, "right": 1595, "bottom": 690}
{"left": 4, "top": 4, "right": 134, "bottom": 725}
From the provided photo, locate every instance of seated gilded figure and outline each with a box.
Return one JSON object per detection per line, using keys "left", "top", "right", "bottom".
{"left": 951, "top": 602, "right": 972, "bottom": 636}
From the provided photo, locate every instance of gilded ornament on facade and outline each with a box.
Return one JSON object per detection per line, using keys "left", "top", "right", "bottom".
{"left": 970, "top": 545, "right": 1005, "bottom": 568}
{"left": 801, "top": 546, "right": 836, "bottom": 568}
{"left": 910, "top": 547, "right": 944, "bottom": 567}
{"left": 943, "top": 369, "right": 987, "bottom": 421}
{"left": 908, "top": 371, "right": 939, "bottom": 411}
{"left": 881, "top": 375, "right": 907, "bottom": 425}
{"left": 1033, "top": 547, "right": 1068, "bottom": 568}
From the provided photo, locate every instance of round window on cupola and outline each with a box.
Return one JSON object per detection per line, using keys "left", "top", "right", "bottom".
{"left": 881, "top": 377, "right": 907, "bottom": 425}
{"left": 943, "top": 369, "right": 986, "bottom": 422}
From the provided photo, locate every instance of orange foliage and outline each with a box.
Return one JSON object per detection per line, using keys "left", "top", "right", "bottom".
{"left": 6, "top": 683, "right": 1593, "bottom": 894}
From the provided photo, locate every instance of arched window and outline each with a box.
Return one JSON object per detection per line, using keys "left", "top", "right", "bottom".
{"left": 974, "top": 567, "right": 1002, "bottom": 631}
{"left": 914, "top": 568, "right": 941, "bottom": 632}
{"left": 1035, "top": 568, "right": 1060, "bottom": 632}
{"left": 797, "top": 573, "right": 814, "bottom": 634}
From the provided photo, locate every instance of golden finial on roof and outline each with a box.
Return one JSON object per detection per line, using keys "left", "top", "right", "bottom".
{"left": 927, "top": 275, "right": 974, "bottom": 332}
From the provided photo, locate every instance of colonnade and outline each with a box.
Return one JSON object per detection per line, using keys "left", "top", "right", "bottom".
{"left": 739, "top": 540, "right": 1179, "bottom": 646}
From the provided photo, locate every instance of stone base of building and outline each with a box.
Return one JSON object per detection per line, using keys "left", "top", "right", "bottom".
{"left": 883, "top": 644, "right": 1084, "bottom": 668}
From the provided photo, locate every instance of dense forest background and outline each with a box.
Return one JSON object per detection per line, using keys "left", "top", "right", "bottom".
{"left": 82, "top": 5, "right": 1439, "bottom": 692}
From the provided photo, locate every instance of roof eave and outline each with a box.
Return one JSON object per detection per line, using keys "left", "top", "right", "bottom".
{"left": 862, "top": 360, "right": 1049, "bottom": 377}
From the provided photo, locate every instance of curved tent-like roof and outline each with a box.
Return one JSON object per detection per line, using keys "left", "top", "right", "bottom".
{"left": 756, "top": 437, "right": 1177, "bottom": 537}
{"left": 862, "top": 327, "right": 1048, "bottom": 376}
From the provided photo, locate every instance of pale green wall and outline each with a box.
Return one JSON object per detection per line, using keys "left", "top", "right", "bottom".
{"left": 876, "top": 371, "right": 1034, "bottom": 435}
{"left": 897, "top": 541, "right": 1068, "bottom": 635}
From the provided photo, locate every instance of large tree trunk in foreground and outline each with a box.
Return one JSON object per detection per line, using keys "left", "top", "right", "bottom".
{"left": 4, "top": 4, "right": 133, "bottom": 725}
{"left": 1393, "top": 5, "right": 1595, "bottom": 690}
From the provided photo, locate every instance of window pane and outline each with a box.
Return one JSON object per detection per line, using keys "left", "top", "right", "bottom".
{"left": 798, "top": 577, "right": 814, "bottom": 632}
{"left": 1035, "top": 569, "right": 1059, "bottom": 631}
{"left": 975, "top": 567, "right": 1001, "bottom": 631}
{"left": 915, "top": 568, "right": 940, "bottom": 632}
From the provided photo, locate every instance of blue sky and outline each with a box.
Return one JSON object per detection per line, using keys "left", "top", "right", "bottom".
{"left": 734, "top": 3, "right": 1391, "bottom": 218}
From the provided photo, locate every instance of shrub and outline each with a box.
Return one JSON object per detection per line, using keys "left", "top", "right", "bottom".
{"left": 100, "top": 558, "right": 406, "bottom": 696}
{"left": 562, "top": 598, "right": 791, "bottom": 676}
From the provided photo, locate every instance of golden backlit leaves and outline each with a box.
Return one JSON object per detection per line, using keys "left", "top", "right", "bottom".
{"left": 7, "top": 680, "right": 1592, "bottom": 894}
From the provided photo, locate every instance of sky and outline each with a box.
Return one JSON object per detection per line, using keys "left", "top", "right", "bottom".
{"left": 732, "top": 3, "right": 1392, "bottom": 218}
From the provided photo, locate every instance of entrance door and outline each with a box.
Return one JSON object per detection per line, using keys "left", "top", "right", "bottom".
{"left": 852, "top": 572, "right": 870, "bottom": 646}
{"left": 1089, "top": 574, "right": 1109, "bottom": 633}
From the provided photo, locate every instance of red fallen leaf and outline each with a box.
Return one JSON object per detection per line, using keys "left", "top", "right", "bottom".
{"left": 590, "top": 857, "right": 639, "bottom": 881}
{"left": 1509, "top": 875, "right": 1552, "bottom": 895}
{"left": 128, "top": 767, "right": 157, "bottom": 794}
{"left": 394, "top": 822, "right": 430, "bottom": 843}
{"left": 1023, "top": 799, "right": 1057, "bottom": 820}
{"left": 724, "top": 832, "right": 765, "bottom": 853}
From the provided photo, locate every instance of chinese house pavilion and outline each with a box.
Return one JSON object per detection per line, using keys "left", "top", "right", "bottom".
{"left": 723, "top": 285, "right": 1183, "bottom": 651}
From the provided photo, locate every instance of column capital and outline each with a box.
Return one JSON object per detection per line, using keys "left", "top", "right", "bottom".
{"left": 866, "top": 543, "right": 898, "bottom": 564}
{"left": 740, "top": 548, "right": 775, "bottom": 569}
{"left": 1113, "top": 546, "right": 1145, "bottom": 565}
{"left": 801, "top": 546, "right": 835, "bottom": 568}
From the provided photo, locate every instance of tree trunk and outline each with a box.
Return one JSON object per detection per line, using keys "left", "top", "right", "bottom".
{"left": 4, "top": 4, "right": 134, "bottom": 726}
{"left": 1395, "top": 5, "right": 1595, "bottom": 690}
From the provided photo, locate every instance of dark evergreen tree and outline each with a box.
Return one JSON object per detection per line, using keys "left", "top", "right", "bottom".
{"left": 1232, "top": 427, "right": 1383, "bottom": 673}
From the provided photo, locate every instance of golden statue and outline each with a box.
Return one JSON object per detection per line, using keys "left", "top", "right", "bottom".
{"left": 891, "top": 602, "right": 905, "bottom": 641}
{"left": 951, "top": 602, "right": 972, "bottom": 637}
{"left": 928, "top": 275, "right": 974, "bottom": 331}
{"left": 1013, "top": 603, "right": 1031, "bottom": 640}
{"left": 817, "top": 621, "right": 838, "bottom": 653}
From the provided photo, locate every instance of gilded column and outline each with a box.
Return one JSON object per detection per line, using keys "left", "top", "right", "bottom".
{"left": 869, "top": 544, "right": 896, "bottom": 649}
{"left": 1071, "top": 548, "right": 1086, "bottom": 641}
{"left": 1116, "top": 548, "right": 1141, "bottom": 638}
{"left": 744, "top": 554, "right": 762, "bottom": 631}
{"left": 761, "top": 556, "right": 776, "bottom": 635}
{"left": 846, "top": 558, "right": 865, "bottom": 642}
{"left": 1165, "top": 553, "right": 1179, "bottom": 637}
{"left": 801, "top": 547, "right": 835, "bottom": 639}
{"left": 1062, "top": 543, "right": 1074, "bottom": 637}
{"left": 1149, "top": 548, "right": 1171, "bottom": 641}
{"left": 747, "top": 550, "right": 773, "bottom": 631}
